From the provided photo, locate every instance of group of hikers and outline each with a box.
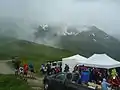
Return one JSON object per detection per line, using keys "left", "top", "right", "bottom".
{"left": 40, "top": 61, "right": 63, "bottom": 75}
{"left": 12, "top": 56, "right": 35, "bottom": 80}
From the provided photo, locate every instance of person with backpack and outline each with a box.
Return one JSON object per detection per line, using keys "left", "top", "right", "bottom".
{"left": 29, "top": 63, "right": 34, "bottom": 79}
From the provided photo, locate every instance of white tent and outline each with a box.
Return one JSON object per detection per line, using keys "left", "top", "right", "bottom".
{"left": 62, "top": 54, "right": 87, "bottom": 72}
{"left": 82, "top": 54, "right": 120, "bottom": 69}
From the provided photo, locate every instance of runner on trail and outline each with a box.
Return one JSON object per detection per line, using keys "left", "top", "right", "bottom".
{"left": 15, "top": 68, "right": 19, "bottom": 76}
{"left": 41, "top": 64, "right": 47, "bottom": 74}
{"left": 19, "top": 65, "right": 24, "bottom": 78}
{"left": 23, "top": 64, "right": 28, "bottom": 80}
{"left": 40, "top": 64, "right": 45, "bottom": 74}
{"left": 14, "top": 56, "right": 21, "bottom": 76}
{"left": 29, "top": 63, "right": 34, "bottom": 78}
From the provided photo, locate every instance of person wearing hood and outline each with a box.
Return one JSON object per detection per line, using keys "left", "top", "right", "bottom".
{"left": 101, "top": 78, "right": 110, "bottom": 90}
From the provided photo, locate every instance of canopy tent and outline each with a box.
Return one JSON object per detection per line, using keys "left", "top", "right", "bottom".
{"left": 81, "top": 54, "right": 120, "bottom": 69}
{"left": 62, "top": 54, "right": 88, "bottom": 72}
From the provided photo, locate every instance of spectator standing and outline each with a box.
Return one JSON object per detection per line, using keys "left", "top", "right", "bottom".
{"left": 64, "top": 64, "right": 69, "bottom": 72}
{"left": 72, "top": 71, "right": 80, "bottom": 83}
{"left": 29, "top": 63, "right": 34, "bottom": 78}
{"left": 101, "top": 78, "right": 110, "bottom": 90}
{"left": 47, "top": 62, "right": 51, "bottom": 75}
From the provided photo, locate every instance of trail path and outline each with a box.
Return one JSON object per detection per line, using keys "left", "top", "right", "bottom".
{"left": 27, "top": 76, "right": 44, "bottom": 90}
{"left": 0, "top": 60, "right": 14, "bottom": 74}
{"left": 0, "top": 60, "right": 44, "bottom": 90}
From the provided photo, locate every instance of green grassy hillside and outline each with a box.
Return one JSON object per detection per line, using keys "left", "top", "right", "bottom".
{"left": 0, "top": 37, "right": 73, "bottom": 70}
{"left": 0, "top": 74, "right": 32, "bottom": 90}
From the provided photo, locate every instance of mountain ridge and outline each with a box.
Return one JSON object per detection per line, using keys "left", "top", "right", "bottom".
{"left": 0, "top": 19, "right": 120, "bottom": 61}
{"left": 34, "top": 24, "right": 120, "bottom": 61}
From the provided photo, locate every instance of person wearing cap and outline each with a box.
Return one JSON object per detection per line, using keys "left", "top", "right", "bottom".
{"left": 101, "top": 78, "right": 110, "bottom": 90}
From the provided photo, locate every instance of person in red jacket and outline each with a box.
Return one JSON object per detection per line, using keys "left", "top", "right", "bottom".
{"left": 23, "top": 64, "right": 28, "bottom": 80}
{"left": 108, "top": 76, "right": 120, "bottom": 89}
{"left": 55, "top": 66, "right": 60, "bottom": 74}
{"left": 112, "top": 76, "right": 120, "bottom": 88}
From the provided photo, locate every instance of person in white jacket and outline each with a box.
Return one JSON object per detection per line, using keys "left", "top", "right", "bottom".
{"left": 19, "top": 66, "right": 24, "bottom": 78}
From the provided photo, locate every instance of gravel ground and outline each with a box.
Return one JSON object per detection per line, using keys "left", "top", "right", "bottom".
{"left": 0, "top": 60, "right": 14, "bottom": 74}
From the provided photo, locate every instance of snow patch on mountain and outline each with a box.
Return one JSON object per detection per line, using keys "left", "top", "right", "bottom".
{"left": 93, "top": 38, "right": 97, "bottom": 42}
{"left": 39, "top": 24, "right": 92, "bottom": 36}
{"left": 38, "top": 24, "right": 112, "bottom": 42}
{"left": 40, "top": 24, "right": 48, "bottom": 30}
{"left": 92, "top": 33, "right": 96, "bottom": 37}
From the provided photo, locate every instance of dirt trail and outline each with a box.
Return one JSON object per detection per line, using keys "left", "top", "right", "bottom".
{"left": 0, "top": 60, "right": 14, "bottom": 74}
{"left": 0, "top": 60, "right": 44, "bottom": 90}
{"left": 27, "top": 76, "right": 44, "bottom": 90}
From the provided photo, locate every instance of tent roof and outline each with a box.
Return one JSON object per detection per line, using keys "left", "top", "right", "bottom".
{"left": 83, "top": 54, "right": 120, "bottom": 69}
{"left": 62, "top": 54, "right": 87, "bottom": 61}
{"left": 62, "top": 54, "right": 88, "bottom": 72}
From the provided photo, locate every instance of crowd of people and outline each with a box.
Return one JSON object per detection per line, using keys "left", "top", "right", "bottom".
{"left": 71, "top": 64, "right": 120, "bottom": 90}
{"left": 42, "top": 62, "right": 120, "bottom": 90}
{"left": 13, "top": 57, "right": 35, "bottom": 80}
{"left": 40, "top": 61, "right": 62, "bottom": 75}
{"left": 12, "top": 56, "right": 120, "bottom": 89}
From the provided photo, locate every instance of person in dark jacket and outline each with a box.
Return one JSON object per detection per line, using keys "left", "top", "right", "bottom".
{"left": 64, "top": 64, "right": 69, "bottom": 72}
{"left": 72, "top": 71, "right": 80, "bottom": 83}
{"left": 116, "top": 67, "right": 120, "bottom": 77}
{"left": 14, "top": 57, "right": 21, "bottom": 76}
{"left": 46, "top": 62, "right": 51, "bottom": 75}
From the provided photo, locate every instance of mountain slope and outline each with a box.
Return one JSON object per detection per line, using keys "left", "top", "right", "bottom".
{"left": 0, "top": 36, "right": 73, "bottom": 64}
{"left": 60, "top": 26, "right": 120, "bottom": 60}
{"left": 34, "top": 25, "right": 120, "bottom": 61}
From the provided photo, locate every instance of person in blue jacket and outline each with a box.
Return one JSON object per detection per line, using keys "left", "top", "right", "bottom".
{"left": 101, "top": 78, "right": 110, "bottom": 90}
{"left": 29, "top": 63, "right": 34, "bottom": 78}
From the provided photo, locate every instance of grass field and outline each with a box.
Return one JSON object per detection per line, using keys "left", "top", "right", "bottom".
{"left": 0, "top": 37, "right": 74, "bottom": 71}
{"left": 0, "top": 37, "right": 73, "bottom": 90}
{"left": 0, "top": 74, "right": 32, "bottom": 90}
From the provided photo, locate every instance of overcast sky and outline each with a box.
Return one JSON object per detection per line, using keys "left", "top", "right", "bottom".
{"left": 0, "top": 0, "right": 120, "bottom": 35}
